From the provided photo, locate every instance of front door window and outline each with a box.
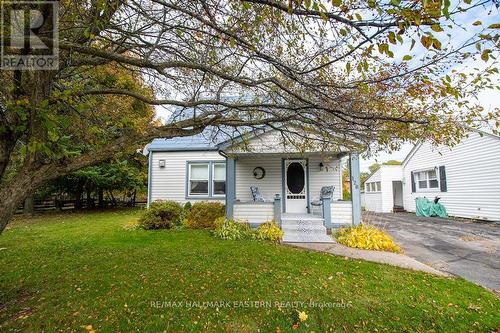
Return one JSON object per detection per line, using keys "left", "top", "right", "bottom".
{"left": 286, "top": 162, "right": 305, "bottom": 197}
{"left": 285, "top": 160, "right": 308, "bottom": 213}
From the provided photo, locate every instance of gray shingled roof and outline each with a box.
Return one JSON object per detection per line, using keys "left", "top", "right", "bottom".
{"left": 145, "top": 133, "right": 221, "bottom": 152}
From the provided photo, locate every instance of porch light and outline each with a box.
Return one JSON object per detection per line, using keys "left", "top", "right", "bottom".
{"left": 159, "top": 160, "right": 166, "bottom": 168}
{"left": 319, "top": 162, "right": 324, "bottom": 172}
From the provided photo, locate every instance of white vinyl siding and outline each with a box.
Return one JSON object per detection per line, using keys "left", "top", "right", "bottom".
{"left": 233, "top": 203, "right": 274, "bottom": 225}
{"left": 331, "top": 201, "right": 352, "bottom": 225}
{"left": 149, "top": 151, "right": 225, "bottom": 204}
{"left": 235, "top": 156, "right": 282, "bottom": 202}
{"left": 363, "top": 166, "right": 403, "bottom": 213}
{"left": 308, "top": 155, "right": 343, "bottom": 202}
{"left": 227, "top": 130, "right": 343, "bottom": 155}
{"left": 403, "top": 132, "right": 500, "bottom": 221}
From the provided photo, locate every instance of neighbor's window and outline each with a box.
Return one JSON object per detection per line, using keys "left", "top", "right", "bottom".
{"left": 189, "top": 163, "right": 209, "bottom": 195}
{"left": 415, "top": 169, "right": 439, "bottom": 191}
{"left": 365, "top": 182, "right": 381, "bottom": 192}
{"left": 212, "top": 163, "right": 226, "bottom": 196}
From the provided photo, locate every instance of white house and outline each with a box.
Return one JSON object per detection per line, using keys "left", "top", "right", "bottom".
{"left": 363, "top": 131, "right": 500, "bottom": 221}
{"left": 363, "top": 165, "right": 403, "bottom": 213}
{"left": 145, "top": 126, "right": 362, "bottom": 242}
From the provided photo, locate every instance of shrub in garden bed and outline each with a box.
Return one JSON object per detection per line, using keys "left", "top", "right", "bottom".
{"left": 184, "top": 201, "right": 225, "bottom": 229}
{"left": 179, "top": 201, "right": 192, "bottom": 224}
{"left": 213, "top": 217, "right": 253, "bottom": 240}
{"left": 213, "top": 218, "right": 283, "bottom": 242}
{"left": 138, "top": 201, "right": 183, "bottom": 230}
{"left": 255, "top": 222, "right": 283, "bottom": 242}
{"left": 335, "top": 224, "right": 401, "bottom": 253}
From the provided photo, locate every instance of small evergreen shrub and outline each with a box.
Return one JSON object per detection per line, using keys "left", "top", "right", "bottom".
{"left": 213, "top": 218, "right": 253, "bottom": 240}
{"left": 335, "top": 224, "right": 401, "bottom": 253}
{"left": 255, "top": 221, "right": 283, "bottom": 242}
{"left": 184, "top": 201, "right": 225, "bottom": 229}
{"left": 138, "top": 201, "right": 183, "bottom": 230}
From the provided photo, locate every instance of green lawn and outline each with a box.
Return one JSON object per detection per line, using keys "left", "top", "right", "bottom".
{"left": 0, "top": 210, "right": 498, "bottom": 332}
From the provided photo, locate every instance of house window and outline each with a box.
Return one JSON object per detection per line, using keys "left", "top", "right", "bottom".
{"left": 365, "top": 182, "right": 382, "bottom": 192}
{"left": 365, "top": 182, "right": 381, "bottom": 193}
{"left": 212, "top": 163, "right": 226, "bottom": 196}
{"left": 188, "top": 163, "right": 209, "bottom": 196}
{"left": 187, "top": 161, "right": 226, "bottom": 197}
{"left": 415, "top": 169, "right": 439, "bottom": 191}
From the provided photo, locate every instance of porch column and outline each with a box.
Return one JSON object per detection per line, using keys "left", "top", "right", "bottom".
{"left": 322, "top": 196, "right": 332, "bottom": 228}
{"left": 273, "top": 194, "right": 282, "bottom": 226}
{"left": 225, "top": 157, "right": 236, "bottom": 219}
{"left": 349, "top": 152, "right": 362, "bottom": 225}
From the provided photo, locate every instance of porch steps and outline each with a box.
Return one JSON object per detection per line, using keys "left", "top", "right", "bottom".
{"left": 281, "top": 215, "right": 334, "bottom": 243}
{"left": 393, "top": 206, "right": 406, "bottom": 213}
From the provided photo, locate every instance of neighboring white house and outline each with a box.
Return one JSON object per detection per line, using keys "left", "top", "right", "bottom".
{"left": 363, "top": 131, "right": 500, "bottom": 221}
{"left": 145, "top": 124, "right": 363, "bottom": 242}
{"left": 363, "top": 165, "right": 403, "bottom": 213}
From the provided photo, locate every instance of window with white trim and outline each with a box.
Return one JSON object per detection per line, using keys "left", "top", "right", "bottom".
{"left": 365, "top": 181, "right": 381, "bottom": 193}
{"left": 188, "top": 163, "right": 209, "bottom": 196}
{"left": 212, "top": 163, "right": 226, "bottom": 196}
{"left": 187, "top": 162, "right": 226, "bottom": 197}
{"left": 415, "top": 169, "right": 439, "bottom": 191}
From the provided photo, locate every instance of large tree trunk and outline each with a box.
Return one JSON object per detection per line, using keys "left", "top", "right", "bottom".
{"left": 74, "top": 179, "right": 85, "bottom": 210}
{"left": 0, "top": 191, "right": 25, "bottom": 231}
{"left": 0, "top": 167, "right": 42, "bottom": 232}
{"left": 97, "top": 188, "right": 104, "bottom": 209}
{"left": 0, "top": 131, "right": 17, "bottom": 180}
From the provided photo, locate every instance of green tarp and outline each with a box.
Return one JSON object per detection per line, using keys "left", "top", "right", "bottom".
{"left": 415, "top": 197, "right": 448, "bottom": 218}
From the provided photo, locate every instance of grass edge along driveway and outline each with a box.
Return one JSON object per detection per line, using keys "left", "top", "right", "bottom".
{"left": 1, "top": 209, "right": 498, "bottom": 332}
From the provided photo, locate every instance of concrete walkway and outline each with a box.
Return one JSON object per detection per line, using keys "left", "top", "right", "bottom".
{"left": 286, "top": 241, "right": 448, "bottom": 276}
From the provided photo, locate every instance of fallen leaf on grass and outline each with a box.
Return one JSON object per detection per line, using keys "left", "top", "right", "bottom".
{"left": 82, "top": 324, "right": 95, "bottom": 333}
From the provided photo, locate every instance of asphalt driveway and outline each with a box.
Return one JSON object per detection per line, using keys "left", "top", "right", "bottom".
{"left": 364, "top": 212, "right": 500, "bottom": 291}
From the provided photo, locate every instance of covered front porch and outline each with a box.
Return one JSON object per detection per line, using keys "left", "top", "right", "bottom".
{"left": 223, "top": 152, "right": 362, "bottom": 242}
